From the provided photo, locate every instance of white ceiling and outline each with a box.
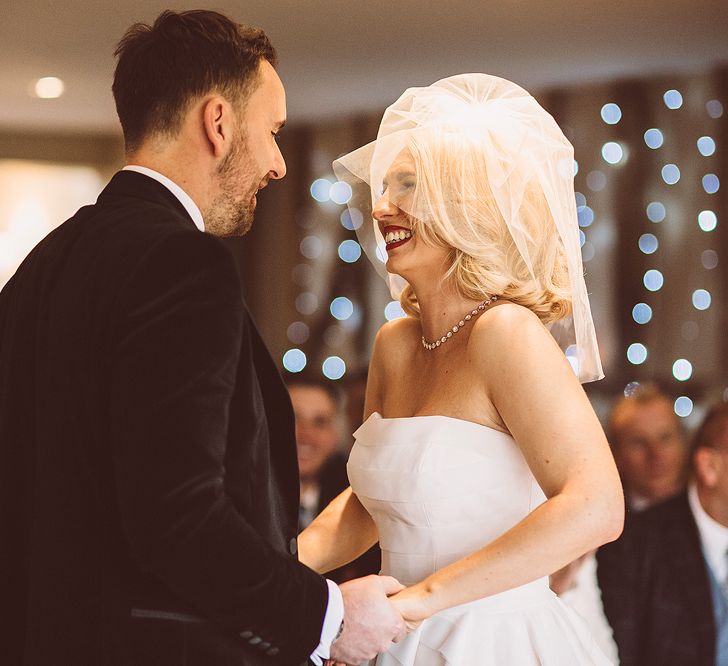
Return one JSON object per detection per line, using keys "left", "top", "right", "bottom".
{"left": 1, "top": 0, "right": 726, "bottom": 134}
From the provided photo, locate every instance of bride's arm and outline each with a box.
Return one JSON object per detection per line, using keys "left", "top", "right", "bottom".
{"left": 298, "top": 487, "right": 378, "bottom": 573}
{"left": 391, "top": 304, "right": 624, "bottom": 620}
{"left": 298, "top": 328, "right": 390, "bottom": 574}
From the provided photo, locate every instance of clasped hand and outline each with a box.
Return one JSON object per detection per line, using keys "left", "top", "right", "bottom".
{"left": 326, "top": 576, "right": 432, "bottom": 665}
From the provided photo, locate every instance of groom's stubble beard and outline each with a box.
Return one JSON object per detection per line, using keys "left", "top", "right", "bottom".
{"left": 206, "top": 127, "right": 258, "bottom": 238}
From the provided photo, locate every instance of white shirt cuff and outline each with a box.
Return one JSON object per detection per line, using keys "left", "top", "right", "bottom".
{"left": 310, "top": 579, "right": 344, "bottom": 665}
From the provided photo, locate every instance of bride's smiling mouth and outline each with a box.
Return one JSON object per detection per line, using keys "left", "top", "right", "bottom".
{"left": 383, "top": 225, "right": 413, "bottom": 251}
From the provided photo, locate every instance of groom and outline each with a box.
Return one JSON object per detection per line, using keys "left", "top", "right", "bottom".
{"left": 0, "top": 10, "right": 404, "bottom": 666}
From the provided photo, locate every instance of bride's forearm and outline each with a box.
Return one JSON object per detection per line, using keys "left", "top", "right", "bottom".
{"left": 298, "top": 487, "right": 378, "bottom": 574}
{"left": 411, "top": 490, "right": 622, "bottom": 617}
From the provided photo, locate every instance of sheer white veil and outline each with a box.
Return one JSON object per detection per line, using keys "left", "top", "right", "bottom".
{"left": 333, "top": 73, "right": 603, "bottom": 383}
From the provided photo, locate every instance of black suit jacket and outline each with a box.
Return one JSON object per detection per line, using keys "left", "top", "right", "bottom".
{"left": 0, "top": 171, "right": 328, "bottom": 666}
{"left": 597, "top": 492, "right": 715, "bottom": 666}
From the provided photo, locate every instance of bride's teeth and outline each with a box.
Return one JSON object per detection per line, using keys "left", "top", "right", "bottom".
{"left": 384, "top": 229, "right": 413, "bottom": 245}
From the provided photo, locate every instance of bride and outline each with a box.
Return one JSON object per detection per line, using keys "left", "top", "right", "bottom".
{"left": 301, "top": 74, "right": 624, "bottom": 665}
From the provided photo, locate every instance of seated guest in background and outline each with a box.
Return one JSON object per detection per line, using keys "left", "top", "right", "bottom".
{"left": 609, "top": 382, "right": 689, "bottom": 510}
{"left": 286, "top": 374, "right": 346, "bottom": 530}
{"left": 597, "top": 401, "right": 728, "bottom": 666}
{"left": 286, "top": 374, "right": 380, "bottom": 582}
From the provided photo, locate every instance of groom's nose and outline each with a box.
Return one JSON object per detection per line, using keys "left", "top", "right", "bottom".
{"left": 269, "top": 142, "right": 286, "bottom": 180}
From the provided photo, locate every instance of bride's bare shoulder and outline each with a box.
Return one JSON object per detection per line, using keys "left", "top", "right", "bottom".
{"left": 468, "top": 302, "right": 558, "bottom": 367}
{"left": 371, "top": 316, "right": 420, "bottom": 366}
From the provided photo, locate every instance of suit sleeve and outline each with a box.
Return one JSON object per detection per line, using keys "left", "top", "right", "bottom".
{"left": 108, "top": 229, "right": 328, "bottom": 662}
{"left": 596, "top": 516, "right": 645, "bottom": 666}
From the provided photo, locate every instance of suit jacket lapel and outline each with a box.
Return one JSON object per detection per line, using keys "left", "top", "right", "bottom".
{"left": 246, "top": 313, "right": 299, "bottom": 520}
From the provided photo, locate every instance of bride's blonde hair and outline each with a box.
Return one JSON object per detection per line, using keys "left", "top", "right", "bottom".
{"left": 334, "top": 73, "right": 603, "bottom": 382}
{"left": 398, "top": 130, "right": 572, "bottom": 324}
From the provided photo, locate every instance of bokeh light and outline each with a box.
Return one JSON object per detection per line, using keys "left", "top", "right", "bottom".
{"left": 287, "top": 321, "right": 310, "bottom": 344}
{"left": 330, "top": 181, "right": 353, "bottom": 205}
{"left": 300, "top": 235, "right": 323, "bottom": 259}
{"left": 282, "top": 348, "right": 307, "bottom": 373}
{"left": 698, "top": 210, "right": 717, "bottom": 232}
{"left": 632, "top": 303, "right": 653, "bottom": 325}
{"left": 674, "top": 396, "right": 693, "bottom": 417}
{"left": 627, "top": 343, "right": 648, "bottom": 365}
{"left": 33, "top": 77, "right": 65, "bottom": 99}
{"left": 706, "top": 100, "right": 724, "bottom": 119}
{"left": 646, "top": 201, "right": 666, "bottom": 223}
{"left": 643, "top": 128, "right": 664, "bottom": 149}
{"left": 701, "top": 249, "right": 718, "bottom": 270}
{"left": 586, "top": 170, "right": 607, "bottom": 192}
{"left": 643, "top": 269, "right": 664, "bottom": 292}
{"left": 697, "top": 136, "right": 716, "bottom": 157}
{"left": 672, "top": 359, "right": 693, "bottom": 382}
{"left": 663, "top": 89, "right": 683, "bottom": 109}
{"left": 338, "top": 239, "right": 362, "bottom": 263}
{"left": 661, "top": 164, "right": 680, "bottom": 185}
{"left": 578, "top": 206, "right": 594, "bottom": 227}
{"left": 692, "top": 289, "right": 711, "bottom": 311}
{"left": 340, "top": 207, "right": 364, "bottom": 230}
{"left": 601, "top": 103, "right": 622, "bottom": 125}
{"left": 330, "top": 296, "right": 354, "bottom": 321}
{"left": 384, "top": 300, "right": 407, "bottom": 321}
{"left": 295, "top": 292, "right": 318, "bottom": 315}
{"left": 702, "top": 174, "right": 720, "bottom": 194}
{"left": 310, "top": 178, "right": 332, "bottom": 202}
{"left": 638, "top": 233, "right": 658, "bottom": 254}
{"left": 601, "top": 142, "right": 624, "bottom": 165}
{"left": 582, "top": 242, "right": 596, "bottom": 262}
{"left": 322, "top": 356, "right": 346, "bottom": 380}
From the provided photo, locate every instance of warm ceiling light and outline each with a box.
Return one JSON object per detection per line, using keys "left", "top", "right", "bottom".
{"left": 33, "top": 77, "right": 65, "bottom": 99}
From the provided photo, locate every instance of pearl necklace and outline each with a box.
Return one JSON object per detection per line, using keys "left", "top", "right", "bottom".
{"left": 421, "top": 295, "right": 499, "bottom": 350}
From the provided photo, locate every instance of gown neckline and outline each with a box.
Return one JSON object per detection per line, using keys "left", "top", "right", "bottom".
{"left": 366, "top": 410, "right": 510, "bottom": 436}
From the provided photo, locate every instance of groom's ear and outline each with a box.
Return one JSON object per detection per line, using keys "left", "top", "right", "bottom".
{"left": 201, "top": 96, "right": 231, "bottom": 158}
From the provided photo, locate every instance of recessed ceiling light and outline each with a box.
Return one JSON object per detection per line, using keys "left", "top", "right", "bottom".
{"left": 32, "top": 77, "right": 65, "bottom": 99}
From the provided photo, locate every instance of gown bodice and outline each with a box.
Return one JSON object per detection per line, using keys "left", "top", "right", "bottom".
{"left": 347, "top": 412, "right": 612, "bottom": 665}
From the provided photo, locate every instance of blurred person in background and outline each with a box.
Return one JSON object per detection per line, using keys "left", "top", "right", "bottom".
{"left": 609, "top": 382, "right": 689, "bottom": 511}
{"left": 287, "top": 374, "right": 347, "bottom": 531}
{"left": 597, "top": 401, "right": 728, "bottom": 666}
{"left": 286, "top": 373, "right": 380, "bottom": 582}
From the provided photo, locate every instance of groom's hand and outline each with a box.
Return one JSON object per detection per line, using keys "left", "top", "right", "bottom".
{"left": 328, "top": 575, "right": 407, "bottom": 664}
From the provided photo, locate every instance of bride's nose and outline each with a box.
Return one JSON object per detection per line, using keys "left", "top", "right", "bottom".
{"left": 373, "top": 192, "right": 396, "bottom": 221}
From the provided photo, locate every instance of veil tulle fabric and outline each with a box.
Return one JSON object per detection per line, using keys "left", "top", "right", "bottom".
{"left": 333, "top": 73, "right": 603, "bottom": 383}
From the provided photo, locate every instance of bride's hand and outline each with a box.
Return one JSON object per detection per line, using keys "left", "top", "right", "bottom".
{"left": 388, "top": 584, "right": 433, "bottom": 632}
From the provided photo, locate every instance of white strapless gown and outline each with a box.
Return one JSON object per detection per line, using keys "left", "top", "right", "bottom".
{"left": 347, "top": 412, "right": 612, "bottom": 665}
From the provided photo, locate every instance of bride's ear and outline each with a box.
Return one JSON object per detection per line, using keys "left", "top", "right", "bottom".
{"left": 201, "top": 96, "right": 230, "bottom": 158}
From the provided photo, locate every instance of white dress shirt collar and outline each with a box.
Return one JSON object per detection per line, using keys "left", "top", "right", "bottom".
{"left": 688, "top": 481, "right": 728, "bottom": 584}
{"left": 122, "top": 165, "right": 204, "bottom": 232}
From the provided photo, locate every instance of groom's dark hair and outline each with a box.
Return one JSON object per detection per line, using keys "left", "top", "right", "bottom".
{"left": 112, "top": 10, "right": 276, "bottom": 153}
